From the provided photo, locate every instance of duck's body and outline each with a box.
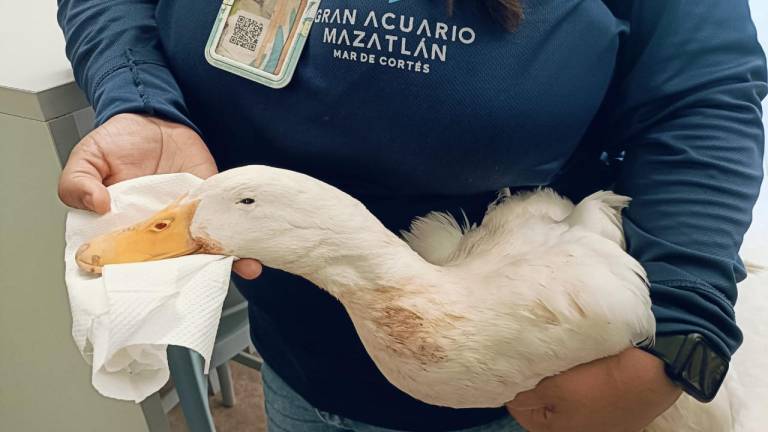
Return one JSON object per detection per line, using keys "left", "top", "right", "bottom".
{"left": 319, "top": 188, "right": 654, "bottom": 408}
{"left": 76, "top": 165, "right": 761, "bottom": 429}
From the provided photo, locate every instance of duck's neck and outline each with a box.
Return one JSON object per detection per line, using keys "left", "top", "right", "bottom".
{"left": 271, "top": 225, "right": 439, "bottom": 305}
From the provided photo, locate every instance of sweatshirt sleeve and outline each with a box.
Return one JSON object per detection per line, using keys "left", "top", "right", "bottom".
{"left": 609, "top": 0, "right": 767, "bottom": 358}
{"left": 57, "top": 0, "right": 197, "bottom": 130}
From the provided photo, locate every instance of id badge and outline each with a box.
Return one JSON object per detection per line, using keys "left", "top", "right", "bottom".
{"left": 205, "top": 0, "right": 321, "bottom": 88}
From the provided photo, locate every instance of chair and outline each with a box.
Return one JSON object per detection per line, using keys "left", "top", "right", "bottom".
{"left": 140, "top": 283, "right": 262, "bottom": 432}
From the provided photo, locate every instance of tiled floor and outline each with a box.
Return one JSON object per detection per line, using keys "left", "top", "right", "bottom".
{"left": 167, "top": 362, "right": 267, "bottom": 432}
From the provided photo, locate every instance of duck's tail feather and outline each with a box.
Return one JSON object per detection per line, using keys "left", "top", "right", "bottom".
{"left": 565, "top": 191, "right": 630, "bottom": 249}
{"left": 484, "top": 187, "right": 512, "bottom": 216}
{"left": 401, "top": 211, "right": 471, "bottom": 265}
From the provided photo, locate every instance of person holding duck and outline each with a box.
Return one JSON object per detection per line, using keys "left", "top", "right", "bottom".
{"left": 57, "top": 0, "right": 766, "bottom": 431}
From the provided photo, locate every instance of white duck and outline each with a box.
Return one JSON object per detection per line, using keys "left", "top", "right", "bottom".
{"left": 75, "top": 165, "right": 760, "bottom": 430}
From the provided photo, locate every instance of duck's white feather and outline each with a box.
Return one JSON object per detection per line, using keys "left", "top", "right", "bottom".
{"left": 366, "top": 188, "right": 654, "bottom": 407}
{"left": 564, "top": 190, "right": 630, "bottom": 249}
{"left": 400, "top": 211, "right": 471, "bottom": 265}
{"left": 401, "top": 188, "right": 764, "bottom": 429}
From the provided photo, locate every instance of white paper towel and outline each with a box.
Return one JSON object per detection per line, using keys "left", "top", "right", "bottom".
{"left": 64, "top": 173, "right": 235, "bottom": 402}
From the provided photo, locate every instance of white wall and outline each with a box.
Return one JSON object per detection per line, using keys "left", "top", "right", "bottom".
{"left": 751, "top": 2, "right": 768, "bottom": 172}
{"left": 752, "top": 3, "right": 768, "bottom": 133}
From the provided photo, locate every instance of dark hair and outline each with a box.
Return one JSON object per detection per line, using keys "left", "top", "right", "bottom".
{"left": 446, "top": 0, "right": 523, "bottom": 31}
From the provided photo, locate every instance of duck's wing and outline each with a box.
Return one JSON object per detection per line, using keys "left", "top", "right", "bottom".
{"left": 402, "top": 188, "right": 621, "bottom": 266}
{"left": 406, "top": 188, "right": 577, "bottom": 266}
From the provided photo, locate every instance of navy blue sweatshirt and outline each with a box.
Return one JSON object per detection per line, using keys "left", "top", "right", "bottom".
{"left": 58, "top": 1, "right": 767, "bottom": 430}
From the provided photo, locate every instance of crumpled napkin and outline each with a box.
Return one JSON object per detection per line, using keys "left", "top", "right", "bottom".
{"left": 64, "top": 173, "right": 234, "bottom": 402}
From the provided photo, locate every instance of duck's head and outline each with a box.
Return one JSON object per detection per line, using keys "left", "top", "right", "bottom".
{"left": 75, "top": 165, "right": 374, "bottom": 274}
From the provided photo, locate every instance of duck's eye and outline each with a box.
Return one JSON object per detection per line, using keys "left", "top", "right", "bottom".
{"left": 150, "top": 219, "right": 173, "bottom": 232}
{"left": 237, "top": 198, "right": 255, "bottom": 205}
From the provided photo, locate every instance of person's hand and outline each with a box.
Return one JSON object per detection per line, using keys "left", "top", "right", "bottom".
{"left": 58, "top": 113, "right": 262, "bottom": 279}
{"left": 506, "top": 348, "right": 682, "bottom": 432}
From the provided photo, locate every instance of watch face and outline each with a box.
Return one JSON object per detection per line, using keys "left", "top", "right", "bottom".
{"left": 678, "top": 335, "right": 729, "bottom": 402}
{"left": 655, "top": 333, "right": 729, "bottom": 403}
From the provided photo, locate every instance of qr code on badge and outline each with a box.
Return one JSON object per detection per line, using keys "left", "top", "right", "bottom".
{"left": 229, "top": 15, "right": 265, "bottom": 52}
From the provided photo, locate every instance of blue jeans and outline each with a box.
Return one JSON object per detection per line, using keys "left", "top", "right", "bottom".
{"left": 261, "top": 364, "right": 525, "bottom": 432}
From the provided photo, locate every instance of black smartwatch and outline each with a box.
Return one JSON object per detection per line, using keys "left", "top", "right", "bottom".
{"left": 646, "top": 333, "right": 729, "bottom": 403}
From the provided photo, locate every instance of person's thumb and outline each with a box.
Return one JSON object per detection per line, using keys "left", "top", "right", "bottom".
{"left": 59, "top": 172, "right": 111, "bottom": 214}
{"left": 59, "top": 144, "right": 111, "bottom": 214}
{"left": 233, "top": 259, "right": 263, "bottom": 280}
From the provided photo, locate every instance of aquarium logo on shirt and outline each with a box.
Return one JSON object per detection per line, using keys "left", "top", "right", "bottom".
{"left": 314, "top": 7, "right": 477, "bottom": 74}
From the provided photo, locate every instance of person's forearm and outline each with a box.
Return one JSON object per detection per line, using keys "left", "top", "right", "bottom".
{"left": 609, "top": 0, "right": 767, "bottom": 357}
{"left": 57, "top": 0, "right": 196, "bottom": 128}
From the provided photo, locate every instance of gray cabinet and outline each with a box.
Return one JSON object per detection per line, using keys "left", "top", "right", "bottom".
{"left": 0, "top": 3, "right": 149, "bottom": 430}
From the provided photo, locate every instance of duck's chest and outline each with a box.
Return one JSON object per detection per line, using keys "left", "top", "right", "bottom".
{"left": 159, "top": 0, "right": 627, "bottom": 194}
{"left": 344, "top": 289, "right": 523, "bottom": 408}
{"left": 345, "top": 296, "right": 460, "bottom": 398}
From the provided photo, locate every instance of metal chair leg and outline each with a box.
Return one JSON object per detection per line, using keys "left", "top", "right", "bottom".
{"left": 232, "top": 351, "right": 262, "bottom": 371}
{"left": 208, "top": 367, "right": 220, "bottom": 396}
{"left": 216, "top": 362, "right": 236, "bottom": 407}
{"left": 167, "top": 345, "right": 216, "bottom": 432}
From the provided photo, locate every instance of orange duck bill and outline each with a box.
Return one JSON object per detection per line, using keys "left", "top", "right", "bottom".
{"left": 75, "top": 196, "right": 205, "bottom": 274}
